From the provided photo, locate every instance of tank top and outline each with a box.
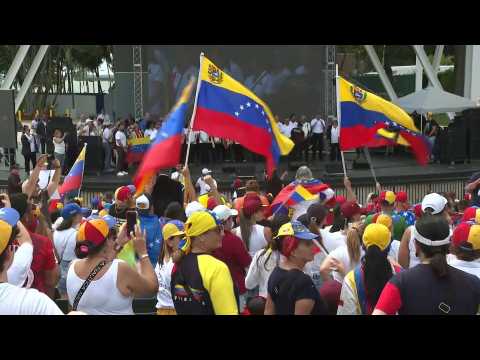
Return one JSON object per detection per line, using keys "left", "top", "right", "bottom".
{"left": 233, "top": 224, "right": 267, "bottom": 258}
{"left": 407, "top": 225, "right": 421, "bottom": 268}
{"left": 66, "top": 259, "right": 134, "bottom": 315}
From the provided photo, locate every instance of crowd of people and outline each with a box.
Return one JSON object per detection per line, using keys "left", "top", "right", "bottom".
{"left": 2, "top": 151, "right": 480, "bottom": 315}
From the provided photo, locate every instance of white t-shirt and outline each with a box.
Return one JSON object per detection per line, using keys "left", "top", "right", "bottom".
{"left": 233, "top": 224, "right": 268, "bottom": 258}
{"left": 245, "top": 249, "right": 280, "bottom": 297}
{"left": 407, "top": 226, "right": 421, "bottom": 268}
{"left": 144, "top": 129, "right": 157, "bottom": 141}
{"left": 53, "top": 138, "right": 66, "bottom": 154}
{"left": 0, "top": 283, "right": 63, "bottom": 315}
{"left": 311, "top": 118, "right": 326, "bottom": 134}
{"left": 115, "top": 131, "right": 127, "bottom": 148}
{"left": 331, "top": 126, "right": 340, "bottom": 144}
{"left": 198, "top": 131, "right": 210, "bottom": 143}
{"left": 7, "top": 243, "right": 34, "bottom": 287}
{"left": 304, "top": 251, "right": 328, "bottom": 290}
{"left": 328, "top": 245, "right": 364, "bottom": 283}
{"left": 196, "top": 177, "right": 217, "bottom": 195}
{"left": 447, "top": 254, "right": 480, "bottom": 279}
{"left": 54, "top": 228, "right": 78, "bottom": 262}
{"left": 155, "top": 259, "right": 175, "bottom": 309}
{"left": 388, "top": 240, "right": 401, "bottom": 263}
{"left": 320, "top": 229, "right": 347, "bottom": 253}
{"left": 102, "top": 127, "right": 112, "bottom": 144}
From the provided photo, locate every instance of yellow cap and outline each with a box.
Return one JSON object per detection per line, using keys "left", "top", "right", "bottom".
{"left": 185, "top": 211, "right": 218, "bottom": 238}
{"left": 376, "top": 214, "right": 393, "bottom": 230}
{"left": 0, "top": 220, "right": 13, "bottom": 255}
{"left": 162, "top": 221, "right": 185, "bottom": 240}
{"left": 363, "top": 223, "right": 391, "bottom": 251}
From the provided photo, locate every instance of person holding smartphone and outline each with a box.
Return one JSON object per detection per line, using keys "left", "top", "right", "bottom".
{"left": 66, "top": 219, "right": 158, "bottom": 315}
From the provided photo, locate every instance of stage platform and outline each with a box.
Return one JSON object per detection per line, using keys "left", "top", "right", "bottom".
{"left": 1, "top": 151, "right": 479, "bottom": 192}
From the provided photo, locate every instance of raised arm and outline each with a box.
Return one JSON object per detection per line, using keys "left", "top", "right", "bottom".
{"left": 23, "top": 154, "right": 48, "bottom": 198}
{"left": 343, "top": 177, "right": 357, "bottom": 202}
{"left": 182, "top": 166, "right": 197, "bottom": 205}
{"left": 47, "top": 159, "right": 62, "bottom": 198}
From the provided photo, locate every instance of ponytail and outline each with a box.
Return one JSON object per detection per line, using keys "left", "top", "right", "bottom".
{"left": 363, "top": 245, "right": 393, "bottom": 309}
{"left": 74, "top": 240, "right": 105, "bottom": 259}
{"left": 416, "top": 241, "right": 450, "bottom": 278}
{"left": 346, "top": 224, "right": 363, "bottom": 266}
{"left": 239, "top": 209, "right": 254, "bottom": 251}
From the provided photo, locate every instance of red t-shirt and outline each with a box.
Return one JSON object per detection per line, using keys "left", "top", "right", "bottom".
{"left": 29, "top": 231, "right": 57, "bottom": 294}
{"left": 212, "top": 230, "right": 252, "bottom": 295}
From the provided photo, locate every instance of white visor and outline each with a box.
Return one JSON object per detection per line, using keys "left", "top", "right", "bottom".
{"left": 413, "top": 226, "right": 452, "bottom": 247}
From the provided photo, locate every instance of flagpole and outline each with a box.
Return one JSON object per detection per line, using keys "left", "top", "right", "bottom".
{"left": 363, "top": 146, "right": 379, "bottom": 186}
{"left": 184, "top": 53, "right": 204, "bottom": 167}
{"left": 335, "top": 64, "right": 347, "bottom": 177}
{"left": 78, "top": 143, "right": 87, "bottom": 198}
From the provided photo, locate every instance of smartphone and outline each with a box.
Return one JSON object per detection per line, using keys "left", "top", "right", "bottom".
{"left": 126, "top": 210, "right": 137, "bottom": 237}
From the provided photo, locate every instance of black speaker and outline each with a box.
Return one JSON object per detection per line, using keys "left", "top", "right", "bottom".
{"left": 0, "top": 90, "right": 17, "bottom": 148}
{"left": 79, "top": 136, "right": 103, "bottom": 175}
{"left": 325, "top": 163, "right": 344, "bottom": 174}
{"left": 352, "top": 159, "right": 369, "bottom": 169}
{"left": 236, "top": 165, "right": 256, "bottom": 177}
{"left": 464, "top": 109, "right": 480, "bottom": 159}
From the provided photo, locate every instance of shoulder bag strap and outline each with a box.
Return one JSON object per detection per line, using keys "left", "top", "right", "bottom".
{"left": 72, "top": 260, "right": 108, "bottom": 311}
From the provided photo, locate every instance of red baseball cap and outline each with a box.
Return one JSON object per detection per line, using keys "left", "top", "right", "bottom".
{"left": 452, "top": 222, "right": 480, "bottom": 251}
{"left": 413, "top": 203, "right": 423, "bottom": 218}
{"left": 340, "top": 201, "right": 362, "bottom": 219}
{"left": 462, "top": 207, "right": 480, "bottom": 223}
{"left": 243, "top": 194, "right": 263, "bottom": 217}
{"left": 115, "top": 186, "right": 131, "bottom": 202}
{"left": 380, "top": 191, "right": 396, "bottom": 205}
{"left": 207, "top": 197, "right": 219, "bottom": 211}
{"left": 396, "top": 191, "right": 408, "bottom": 203}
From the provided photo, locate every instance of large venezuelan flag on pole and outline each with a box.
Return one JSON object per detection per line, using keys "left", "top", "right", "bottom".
{"left": 59, "top": 144, "right": 86, "bottom": 199}
{"left": 192, "top": 55, "right": 294, "bottom": 176}
{"left": 134, "top": 78, "right": 195, "bottom": 196}
{"left": 338, "top": 77, "right": 431, "bottom": 165}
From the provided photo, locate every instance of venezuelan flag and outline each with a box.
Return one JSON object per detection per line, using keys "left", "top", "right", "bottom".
{"left": 339, "top": 77, "right": 431, "bottom": 165}
{"left": 134, "top": 78, "right": 195, "bottom": 196}
{"left": 127, "top": 136, "right": 151, "bottom": 163}
{"left": 193, "top": 55, "right": 294, "bottom": 176}
{"left": 59, "top": 144, "right": 86, "bottom": 199}
{"left": 271, "top": 179, "right": 330, "bottom": 215}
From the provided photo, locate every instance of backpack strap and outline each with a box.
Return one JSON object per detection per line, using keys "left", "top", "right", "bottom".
{"left": 354, "top": 265, "right": 368, "bottom": 315}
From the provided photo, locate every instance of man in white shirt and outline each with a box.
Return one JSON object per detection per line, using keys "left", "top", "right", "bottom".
{"left": 310, "top": 114, "right": 326, "bottom": 161}
{"left": 300, "top": 115, "right": 312, "bottom": 162}
{"left": 196, "top": 168, "right": 217, "bottom": 195}
{"left": 198, "top": 131, "right": 212, "bottom": 165}
{"left": 102, "top": 121, "right": 114, "bottom": 172}
{"left": 115, "top": 123, "right": 128, "bottom": 176}
{"left": 329, "top": 119, "right": 340, "bottom": 162}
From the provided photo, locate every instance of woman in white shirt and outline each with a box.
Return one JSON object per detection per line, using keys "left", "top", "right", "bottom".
{"left": 53, "top": 202, "right": 83, "bottom": 298}
{"left": 245, "top": 214, "right": 290, "bottom": 298}
{"left": 53, "top": 129, "right": 66, "bottom": 169}
{"left": 144, "top": 121, "right": 157, "bottom": 141}
{"left": 66, "top": 219, "right": 158, "bottom": 315}
{"left": 155, "top": 220, "right": 184, "bottom": 315}
{"left": 233, "top": 194, "right": 272, "bottom": 258}
{"left": 447, "top": 222, "right": 480, "bottom": 279}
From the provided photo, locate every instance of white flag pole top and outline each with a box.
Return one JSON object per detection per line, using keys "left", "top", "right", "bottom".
{"left": 336, "top": 64, "right": 347, "bottom": 177}
{"left": 184, "top": 52, "right": 204, "bottom": 167}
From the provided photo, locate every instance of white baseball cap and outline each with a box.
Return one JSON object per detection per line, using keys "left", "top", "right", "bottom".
{"left": 202, "top": 168, "right": 212, "bottom": 176}
{"left": 421, "top": 193, "right": 448, "bottom": 215}
{"left": 135, "top": 194, "right": 150, "bottom": 210}
{"left": 185, "top": 201, "right": 206, "bottom": 218}
{"left": 213, "top": 205, "right": 238, "bottom": 222}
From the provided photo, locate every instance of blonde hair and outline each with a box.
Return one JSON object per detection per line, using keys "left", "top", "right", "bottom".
{"left": 346, "top": 222, "right": 365, "bottom": 266}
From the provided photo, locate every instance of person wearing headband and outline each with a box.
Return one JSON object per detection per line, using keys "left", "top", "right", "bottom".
{"left": 66, "top": 219, "right": 158, "bottom": 315}
{"left": 374, "top": 215, "right": 480, "bottom": 315}
{"left": 265, "top": 221, "right": 328, "bottom": 315}
{"left": 170, "top": 211, "right": 238, "bottom": 315}
{"left": 0, "top": 207, "right": 63, "bottom": 315}
{"left": 398, "top": 193, "right": 451, "bottom": 270}
{"left": 337, "top": 223, "right": 402, "bottom": 315}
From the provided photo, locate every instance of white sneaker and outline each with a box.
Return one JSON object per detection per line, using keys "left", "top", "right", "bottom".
{"left": 121, "top": 171, "right": 129, "bottom": 176}
{"left": 117, "top": 172, "right": 126, "bottom": 177}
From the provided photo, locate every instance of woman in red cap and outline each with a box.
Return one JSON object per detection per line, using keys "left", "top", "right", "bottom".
{"left": 447, "top": 222, "right": 480, "bottom": 279}
{"left": 233, "top": 194, "right": 272, "bottom": 258}
{"left": 66, "top": 219, "right": 158, "bottom": 315}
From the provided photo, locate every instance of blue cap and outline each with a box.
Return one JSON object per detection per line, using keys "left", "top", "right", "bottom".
{"left": 91, "top": 197, "right": 100, "bottom": 208}
{"left": 102, "top": 215, "right": 117, "bottom": 229}
{"left": 0, "top": 207, "right": 20, "bottom": 226}
{"left": 103, "top": 203, "right": 112, "bottom": 211}
{"left": 167, "top": 219, "right": 185, "bottom": 231}
{"left": 81, "top": 208, "right": 92, "bottom": 218}
{"left": 61, "top": 203, "right": 82, "bottom": 220}
{"left": 276, "top": 220, "right": 318, "bottom": 240}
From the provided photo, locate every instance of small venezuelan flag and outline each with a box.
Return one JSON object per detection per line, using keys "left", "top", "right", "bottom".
{"left": 59, "top": 144, "right": 86, "bottom": 199}
{"left": 339, "top": 77, "right": 431, "bottom": 165}
{"left": 126, "top": 136, "right": 151, "bottom": 163}
{"left": 273, "top": 184, "right": 319, "bottom": 215}
{"left": 192, "top": 55, "right": 294, "bottom": 176}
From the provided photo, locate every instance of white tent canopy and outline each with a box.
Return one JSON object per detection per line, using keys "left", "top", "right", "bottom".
{"left": 394, "top": 86, "right": 477, "bottom": 114}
